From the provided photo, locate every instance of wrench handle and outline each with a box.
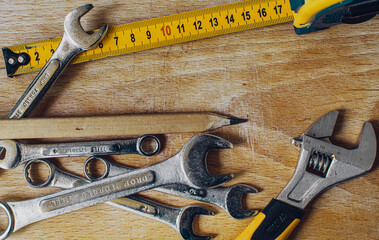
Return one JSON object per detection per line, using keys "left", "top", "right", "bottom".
{"left": 6, "top": 35, "right": 80, "bottom": 119}
{"left": 6, "top": 59, "right": 61, "bottom": 119}
{"left": 235, "top": 199, "right": 304, "bottom": 240}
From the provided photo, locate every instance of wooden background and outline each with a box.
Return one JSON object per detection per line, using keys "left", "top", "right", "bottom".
{"left": 0, "top": 0, "right": 377, "bottom": 239}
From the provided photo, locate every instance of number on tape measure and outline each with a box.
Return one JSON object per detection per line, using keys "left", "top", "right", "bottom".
{"left": 3, "top": 0, "right": 293, "bottom": 77}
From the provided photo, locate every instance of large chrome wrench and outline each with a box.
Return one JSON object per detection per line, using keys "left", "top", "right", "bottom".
{"left": 6, "top": 4, "right": 108, "bottom": 119}
{"left": 24, "top": 159, "right": 214, "bottom": 240}
{"left": 0, "top": 135, "right": 160, "bottom": 169}
{"left": 0, "top": 134, "right": 233, "bottom": 239}
{"left": 84, "top": 156, "right": 259, "bottom": 219}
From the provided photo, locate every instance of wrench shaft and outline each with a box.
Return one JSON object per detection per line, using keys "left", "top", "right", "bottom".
{"left": 40, "top": 170, "right": 155, "bottom": 212}
{"left": 7, "top": 37, "right": 81, "bottom": 119}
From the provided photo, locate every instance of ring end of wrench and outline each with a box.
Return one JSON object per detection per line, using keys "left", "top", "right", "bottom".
{"left": 0, "top": 201, "right": 15, "bottom": 240}
{"left": 0, "top": 140, "right": 21, "bottom": 170}
{"left": 24, "top": 159, "right": 55, "bottom": 188}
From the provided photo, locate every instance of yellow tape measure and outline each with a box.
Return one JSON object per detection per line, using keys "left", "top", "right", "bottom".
{"left": 3, "top": 0, "right": 293, "bottom": 77}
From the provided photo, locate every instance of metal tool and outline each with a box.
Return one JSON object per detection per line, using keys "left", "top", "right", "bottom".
{"left": 6, "top": 4, "right": 108, "bottom": 118}
{"left": 0, "top": 135, "right": 160, "bottom": 169}
{"left": 0, "top": 134, "right": 233, "bottom": 239}
{"left": 235, "top": 110, "right": 377, "bottom": 240}
{"left": 24, "top": 159, "right": 214, "bottom": 240}
{"left": 84, "top": 156, "right": 258, "bottom": 219}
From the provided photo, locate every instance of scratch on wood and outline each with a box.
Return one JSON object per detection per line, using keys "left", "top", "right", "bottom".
{"left": 351, "top": 89, "right": 379, "bottom": 91}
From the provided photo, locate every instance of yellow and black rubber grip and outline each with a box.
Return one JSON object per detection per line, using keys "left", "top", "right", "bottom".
{"left": 235, "top": 199, "right": 304, "bottom": 240}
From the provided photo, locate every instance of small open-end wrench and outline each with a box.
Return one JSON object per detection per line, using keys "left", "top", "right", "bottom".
{"left": 24, "top": 159, "right": 214, "bottom": 240}
{"left": 235, "top": 110, "right": 377, "bottom": 240}
{"left": 0, "top": 134, "right": 233, "bottom": 239}
{"left": 0, "top": 135, "right": 160, "bottom": 169}
{"left": 6, "top": 4, "right": 108, "bottom": 119}
{"left": 84, "top": 156, "right": 259, "bottom": 219}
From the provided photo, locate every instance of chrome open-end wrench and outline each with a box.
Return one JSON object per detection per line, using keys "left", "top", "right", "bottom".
{"left": 6, "top": 4, "right": 108, "bottom": 119}
{"left": 0, "top": 134, "right": 233, "bottom": 239}
{"left": 235, "top": 110, "right": 377, "bottom": 240}
{"left": 0, "top": 135, "right": 160, "bottom": 169}
{"left": 84, "top": 156, "right": 259, "bottom": 219}
{"left": 24, "top": 159, "right": 214, "bottom": 240}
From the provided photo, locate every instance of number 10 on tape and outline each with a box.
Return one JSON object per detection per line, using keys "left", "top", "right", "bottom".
{"left": 3, "top": 0, "right": 293, "bottom": 76}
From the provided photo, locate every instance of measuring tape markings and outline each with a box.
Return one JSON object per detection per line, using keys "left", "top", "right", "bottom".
{"left": 5, "top": 0, "right": 293, "bottom": 76}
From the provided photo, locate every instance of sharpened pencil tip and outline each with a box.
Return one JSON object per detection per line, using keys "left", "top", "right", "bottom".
{"left": 229, "top": 117, "right": 248, "bottom": 125}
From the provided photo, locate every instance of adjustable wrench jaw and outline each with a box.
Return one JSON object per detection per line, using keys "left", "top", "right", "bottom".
{"left": 235, "top": 111, "right": 376, "bottom": 240}
{"left": 277, "top": 111, "right": 377, "bottom": 209}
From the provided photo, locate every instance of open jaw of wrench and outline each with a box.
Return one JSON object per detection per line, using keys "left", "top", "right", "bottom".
{"left": 24, "top": 159, "right": 214, "bottom": 240}
{"left": 6, "top": 4, "right": 108, "bottom": 119}
{"left": 0, "top": 134, "right": 233, "bottom": 239}
{"left": 0, "top": 135, "right": 160, "bottom": 170}
{"left": 84, "top": 156, "right": 259, "bottom": 219}
{"left": 235, "top": 110, "right": 377, "bottom": 240}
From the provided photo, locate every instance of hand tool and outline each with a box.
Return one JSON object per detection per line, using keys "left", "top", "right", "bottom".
{"left": 83, "top": 156, "right": 258, "bottom": 219}
{"left": 0, "top": 113, "right": 247, "bottom": 140}
{"left": 235, "top": 110, "right": 377, "bottom": 240}
{"left": 0, "top": 134, "right": 233, "bottom": 239}
{"left": 292, "top": 0, "right": 379, "bottom": 34}
{"left": 24, "top": 159, "right": 214, "bottom": 240}
{"left": 0, "top": 135, "right": 160, "bottom": 169}
{"left": 3, "top": 0, "right": 377, "bottom": 77}
{"left": 6, "top": 4, "right": 108, "bottom": 118}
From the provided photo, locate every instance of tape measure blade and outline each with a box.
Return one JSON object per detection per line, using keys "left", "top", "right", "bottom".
{"left": 3, "top": 0, "right": 293, "bottom": 77}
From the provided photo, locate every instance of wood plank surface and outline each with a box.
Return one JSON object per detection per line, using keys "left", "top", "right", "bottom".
{"left": 0, "top": 0, "right": 377, "bottom": 239}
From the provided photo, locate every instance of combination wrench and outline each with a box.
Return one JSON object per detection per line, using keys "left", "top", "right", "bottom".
{"left": 0, "top": 135, "right": 160, "bottom": 169}
{"left": 24, "top": 159, "right": 214, "bottom": 240}
{"left": 0, "top": 134, "right": 233, "bottom": 239}
{"left": 7, "top": 4, "right": 108, "bottom": 119}
{"left": 84, "top": 156, "right": 259, "bottom": 219}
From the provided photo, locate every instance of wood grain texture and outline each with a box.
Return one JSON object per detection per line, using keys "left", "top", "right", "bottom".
{"left": 0, "top": 0, "right": 377, "bottom": 239}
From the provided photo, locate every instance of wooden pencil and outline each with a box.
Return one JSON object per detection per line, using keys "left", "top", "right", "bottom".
{"left": 0, "top": 113, "right": 247, "bottom": 139}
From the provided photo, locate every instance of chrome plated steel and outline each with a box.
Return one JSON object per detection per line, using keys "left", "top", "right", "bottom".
{"left": 0, "top": 134, "right": 233, "bottom": 239}
{"left": 277, "top": 110, "right": 377, "bottom": 209}
{"left": 0, "top": 135, "right": 160, "bottom": 169}
{"left": 84, "top": 156, "right": 258, "bottom": 219}
{"left": 24, "top": 159, "right": 213, "bottom": 240}
{"left": 6, "top": 4, "right": 108, "bottom": 119}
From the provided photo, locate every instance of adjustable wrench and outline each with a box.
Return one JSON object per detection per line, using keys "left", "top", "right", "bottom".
{"left": 24, "top": 159, "right": 214, "bottom": 240}
{"left": 7, "top": 4, "right": 108, "bottom": 119}
{"left": 84, "top": 156, "right": 259, "bottom": 219}
{"left": 0, "top": 135, "right": 160, "bottom": 169}
{"left": 235, "top": 110, "right": 377, "bottom": 240}
{"left": 0, "top": 134, "right": 233, "bottom": 239}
